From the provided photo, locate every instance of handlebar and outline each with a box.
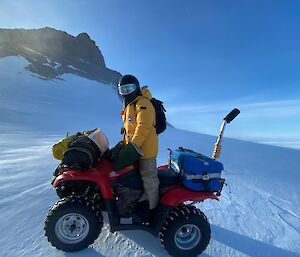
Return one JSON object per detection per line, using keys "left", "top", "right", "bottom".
{"left": 224, "top": 108, "right": 240, "bottom": 123}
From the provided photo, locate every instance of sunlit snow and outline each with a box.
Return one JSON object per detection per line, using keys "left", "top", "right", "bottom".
{"left": 1, "top": 56, "right": 299, "bottom": 257}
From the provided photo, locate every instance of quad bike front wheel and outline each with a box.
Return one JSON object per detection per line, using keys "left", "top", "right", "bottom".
{"left": 44, "top": 196, "right": 103, "bottom": 252}
{"left": 159, "top": 205, "right": 211, "bottom": 257}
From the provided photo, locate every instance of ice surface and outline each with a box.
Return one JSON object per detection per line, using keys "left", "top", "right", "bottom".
{"left": 0, "top": 56, "right": 300, "bottom": 257}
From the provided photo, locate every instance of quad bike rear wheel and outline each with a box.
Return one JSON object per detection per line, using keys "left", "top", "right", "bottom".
{"left": 44, "top": 195, "right": 103, "bottom": 252}
{"left": 159, "top": 205, "right": 211, "bottom": 257}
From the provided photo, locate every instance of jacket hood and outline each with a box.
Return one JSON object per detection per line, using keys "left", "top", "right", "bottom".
{"left": 126, "top": 86, "right": 152, "bottom": 107}
{"left": 141, "top": 86, "right": 152, "bottom": 100}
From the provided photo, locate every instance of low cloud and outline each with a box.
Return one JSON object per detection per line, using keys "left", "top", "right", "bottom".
{"left": 168, "top": 98, "right": 300, "bottom": 118}
{"left": 166, "top": 98, "right": 300, "bottom": 149}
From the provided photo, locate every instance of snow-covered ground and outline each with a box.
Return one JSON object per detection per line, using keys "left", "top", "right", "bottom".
{"left": 1, "top": 56, "right": 300, "bottom": 257}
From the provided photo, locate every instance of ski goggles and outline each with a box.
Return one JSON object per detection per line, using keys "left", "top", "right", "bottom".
{"left": 118, "top": 83, "right": 137, "bottom": 95}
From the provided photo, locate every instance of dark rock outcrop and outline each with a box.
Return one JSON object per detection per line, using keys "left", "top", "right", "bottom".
{"left": 0, "top": 27, "right": 121, "bottom": 84}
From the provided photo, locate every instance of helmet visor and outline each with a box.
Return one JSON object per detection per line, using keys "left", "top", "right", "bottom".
{"left": 118, "top": 83, "right": 137, "bottom": 95}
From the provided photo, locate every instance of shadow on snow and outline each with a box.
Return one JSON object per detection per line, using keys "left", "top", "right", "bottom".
{"left": 212, "top": 225, "right": 300, "bottom": 257}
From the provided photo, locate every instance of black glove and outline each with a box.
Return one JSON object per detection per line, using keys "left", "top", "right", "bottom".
{"left": 113, "top": 142, "right": 143, "bottom": 171}
{"left": 104, "top": 141, "right": 124, "bottom": 162}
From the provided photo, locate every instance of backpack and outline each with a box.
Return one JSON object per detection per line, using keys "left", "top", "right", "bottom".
{"left": 150, "top": 98, "right": 167, "bottom": 134}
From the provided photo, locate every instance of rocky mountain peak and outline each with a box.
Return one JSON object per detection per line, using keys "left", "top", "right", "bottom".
{"left": 76, "top": 32, "right": 91, "bottom": 41}
{"left": 0, "top": 27, "right": 121, "bottom": 84}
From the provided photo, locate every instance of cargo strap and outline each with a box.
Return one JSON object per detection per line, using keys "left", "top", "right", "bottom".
{"left": 202, "top": 171, "right": 211, "bottom": 191}
{"left": 184, "top": 172, "right": 220, "bottom": 192}
{"left": 189, "top": 171, "right": 210, "bottom": 191}
{"left": 184, "top": 173, "right": 221, "bottom": 180}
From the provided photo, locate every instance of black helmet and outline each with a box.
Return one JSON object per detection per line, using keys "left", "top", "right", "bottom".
{"left": 118, "top": 75, "right": 141, "bottom": 106}
{"left": 118, "top": 75, "right": 140, "bottom": 95}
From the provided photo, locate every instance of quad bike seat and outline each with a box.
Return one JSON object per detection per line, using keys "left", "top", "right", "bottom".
{"left": 115, "top": 167, "right": 180, "bottom": 190}
{"left": 157, "top": 167, "right": 180, "bottom": 187}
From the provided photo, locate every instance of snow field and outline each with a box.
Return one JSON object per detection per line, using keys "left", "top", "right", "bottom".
{"left": 0, "top": 56, "right": 300, "bottom": 256}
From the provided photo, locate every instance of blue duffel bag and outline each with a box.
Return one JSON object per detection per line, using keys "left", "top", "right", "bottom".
{"left": 169, "top": 147, "right": 224, "bottom": 192}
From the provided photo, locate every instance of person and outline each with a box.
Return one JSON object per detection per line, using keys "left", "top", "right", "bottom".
{"left": 113, "top": 74, "right": 160, "bottom": 223}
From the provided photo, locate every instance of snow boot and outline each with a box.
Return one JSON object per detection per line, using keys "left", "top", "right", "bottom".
{"left": 132, "top": 200, "right": 154, "bottom": 224}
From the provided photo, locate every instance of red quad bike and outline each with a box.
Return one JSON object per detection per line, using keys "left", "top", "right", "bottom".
{"left": 45, "top": 109, "right": 240, "bottom": 257}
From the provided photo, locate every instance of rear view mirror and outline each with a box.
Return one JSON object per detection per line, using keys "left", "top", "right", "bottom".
{"left": 224, "top": 108, "right": 240, "bottom": 123}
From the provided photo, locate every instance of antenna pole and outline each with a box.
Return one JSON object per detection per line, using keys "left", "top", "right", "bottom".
{"left": 212, "top": 120, "right": 227, "bottom": 160}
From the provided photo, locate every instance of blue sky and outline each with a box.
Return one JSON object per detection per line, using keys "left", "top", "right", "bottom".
{"left": 1, "top": 0, "right": 300, "bottom": 149}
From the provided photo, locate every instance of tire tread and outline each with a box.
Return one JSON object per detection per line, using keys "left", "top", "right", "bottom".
{"left": 44, "top": 195, "right": 103, "bottom": 252}
{"left": 159, "top": 204, "right": 211, "bottom": 257}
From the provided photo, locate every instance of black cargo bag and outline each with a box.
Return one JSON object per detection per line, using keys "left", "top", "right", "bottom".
{"left": 62, "top": 135, "right": 101, "bottom": 170}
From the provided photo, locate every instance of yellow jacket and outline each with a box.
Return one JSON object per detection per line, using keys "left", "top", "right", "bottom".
{"left": 122, "top": 86, "right": 158, "bottom": 159}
